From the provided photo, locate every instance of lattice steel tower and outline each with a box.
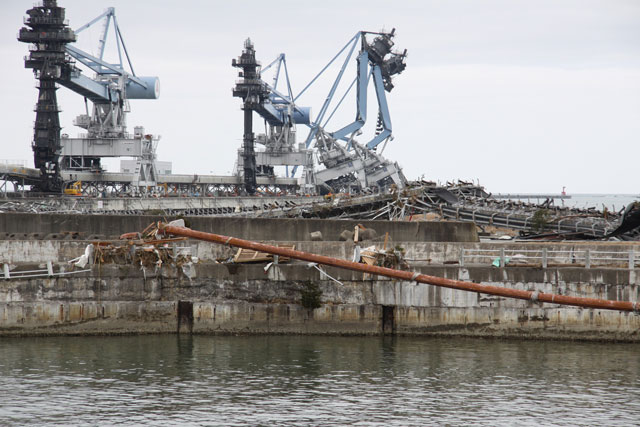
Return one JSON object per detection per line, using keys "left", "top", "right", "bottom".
{"left": 18, "top": 0, "right": 76, "bottom": 192}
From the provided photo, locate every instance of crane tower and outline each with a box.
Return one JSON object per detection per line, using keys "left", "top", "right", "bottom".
{"left": 232, "top": 39, "right": 268, "bottom": 195}
{"left": 18, "top": 0, "right": 76, "bottom": 192}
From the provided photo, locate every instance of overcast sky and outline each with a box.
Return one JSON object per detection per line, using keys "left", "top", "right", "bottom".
{"left": 1, "top": 0, "right": 639, "bottom": 194}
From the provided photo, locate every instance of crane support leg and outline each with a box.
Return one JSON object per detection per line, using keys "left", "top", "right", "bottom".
{"left": 330, "top": 51, "right": 369, "bottom": 141}
{"left": 232, "top": 39, "right": 268, "bottom": 195}
{"left": 366, "top": 66, "right": 392, "bottom": 149}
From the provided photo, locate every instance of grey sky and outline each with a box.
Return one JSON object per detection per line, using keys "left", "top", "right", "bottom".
{"left": 1, "top": 0, "right": 639, "bottom": 194}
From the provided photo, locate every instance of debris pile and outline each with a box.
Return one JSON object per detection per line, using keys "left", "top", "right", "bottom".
{"left": 232, "top": 245, "right": 295, "bottom": 264}
{"left": 360, "top": 245, "right": 409, "bottom": 270}
{"left": 95, "top": 220, "right": 197, "bottom": 275}
{"left": 248, "top": 182, "right": 637, "bottom": 241}
{"left": 93, "top": 243, "right": 193, "bottom": 269}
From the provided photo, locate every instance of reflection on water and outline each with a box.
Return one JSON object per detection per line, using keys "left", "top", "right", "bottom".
{"left": 1, "top": 335, "right": 639, "bottom": 426}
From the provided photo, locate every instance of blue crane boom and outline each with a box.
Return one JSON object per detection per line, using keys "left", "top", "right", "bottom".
{"left": 328, "top": 30, "right": 406, "bottom": 149}
{"left": 286, "top": 29, "right": 407, "bottom": 179}
{"left": 61, "top": 9, "right": 159, "bottom": 103}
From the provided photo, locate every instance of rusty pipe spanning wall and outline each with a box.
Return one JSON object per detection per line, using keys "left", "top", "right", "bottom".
{"left": 159, "top": 224, "right": 640, "bottom": 313}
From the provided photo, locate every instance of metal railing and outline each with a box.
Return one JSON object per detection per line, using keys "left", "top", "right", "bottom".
{"left": 460, "top": 248, "right": 638, "bottom": 269}
{"left": 2, "top": 261, "right": 91, "bottom": 280}
{"left": 24, "top": 16, "right": 69, "bottom": 26}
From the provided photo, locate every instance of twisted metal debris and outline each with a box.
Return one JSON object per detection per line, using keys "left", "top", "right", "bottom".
{"left": 1, "top": 182, "right": 637, "bottom": 240}
{"left": 246, "top": 183, "right": 632, "bottom": 240}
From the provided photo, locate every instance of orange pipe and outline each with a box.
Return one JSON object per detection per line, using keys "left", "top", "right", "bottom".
{"left": 159, "top": 224, "right": 640, "bottom": 313}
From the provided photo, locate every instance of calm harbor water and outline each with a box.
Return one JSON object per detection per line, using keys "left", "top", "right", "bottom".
{"left": 1, "top": 335, "right": 639, "bottom": 426}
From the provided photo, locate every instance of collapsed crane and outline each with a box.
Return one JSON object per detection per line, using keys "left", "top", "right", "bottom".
{"left": 232, "top": 29, "right": 408, "bottom": 195}
{"left": 304, "top": 29, "right": 408, "bottom": 193}
{"left": 18, "top": 1, "right": 160, "bottom": 193}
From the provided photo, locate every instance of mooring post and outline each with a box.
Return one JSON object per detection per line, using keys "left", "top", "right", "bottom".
{"left": 629, "top": 249, "right": 635, "bottom": 270}
{"left": 542, "top": 248, "right": 548, "bottom": 269}
{"left": 499, "top": 248, "right": 505, "bottom": 268}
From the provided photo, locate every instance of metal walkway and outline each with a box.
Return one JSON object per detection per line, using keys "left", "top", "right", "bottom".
{"left": 1, "top": 164, "right": 299, "bottom": 197}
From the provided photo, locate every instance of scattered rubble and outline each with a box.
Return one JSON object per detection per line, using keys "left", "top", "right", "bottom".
{"left": 92, "top": 220, "right": 197, "bottom": 277}
{"left": 232, "top": 245, "right": 295, "bottom": 263}
{"left": 359, "top": 245, "right": 408, "bottom": 270}
{"left": 339, "top": 225, "right": 379, "bottom": 242}
{"left": 310, "top": 231, "right": 323, "bottom": 241}
{"left": 1, "top": 183, "right": 638, "bottom": 243}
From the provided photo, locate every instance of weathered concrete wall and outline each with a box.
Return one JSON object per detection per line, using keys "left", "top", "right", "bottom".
{"left": 1, "top": 234, "right": 639, "bottom": 340}
{"left": 2, "top": 238, "right": 637, "bottom": 271}
{"left": 1, "top": 262, "right": 639, "bottom": 341}
{"left": 0, "top": 213, "right": 478, "bottom": 242}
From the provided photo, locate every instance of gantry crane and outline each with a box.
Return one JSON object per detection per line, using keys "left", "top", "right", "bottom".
{"left": 232, "top": 29, "right": 407, "bottom": 195}
{"left": 232, "top": 40, "right": 313, "bottom": 195}
{"left": 302, "top": 29, "right": 407, "bottom": 193}
{"left": 18, "top": 1, "right": 160, "bottom": 193}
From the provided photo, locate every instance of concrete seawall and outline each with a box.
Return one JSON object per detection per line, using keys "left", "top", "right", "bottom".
{"left": 1, "top": 237, "right": 639, "bottom": 341}
{"left": 1, "top": 215, "right": 639, "bottom": 340}
{"left": 0, "top": 213, "right": 479, "bottom": 242}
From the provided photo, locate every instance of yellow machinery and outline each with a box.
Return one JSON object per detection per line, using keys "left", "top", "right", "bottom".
{"left": 63, "top": 181, "right": 82, "bottom": 196}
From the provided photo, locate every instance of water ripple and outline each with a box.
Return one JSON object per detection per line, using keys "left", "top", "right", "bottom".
{"left": 0, "top": 335, "right": 639, "bottom": 426}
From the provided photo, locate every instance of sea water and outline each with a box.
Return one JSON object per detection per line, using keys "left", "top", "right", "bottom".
{"left": 1, "top": 335, "right": 639, "bottom": 426}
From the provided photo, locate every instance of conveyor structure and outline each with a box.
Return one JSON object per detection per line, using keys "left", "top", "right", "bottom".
{"left": 1, "top": 162, "right": 299, "bottom": 200}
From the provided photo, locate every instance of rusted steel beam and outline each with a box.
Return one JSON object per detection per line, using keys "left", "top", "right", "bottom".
{"left": 159, "top": 224, "right": 640, "bottom": 313}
